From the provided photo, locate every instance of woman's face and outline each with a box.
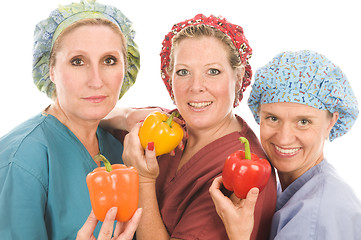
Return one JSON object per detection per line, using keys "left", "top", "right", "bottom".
{"left": 50, "top": 24, "right": 125, "bottom": 122}
{"left": 171, "top": 36, "right": 240, "bottom": 131}
{"left": 259, "top": 102, "right": 338, "bottom": 186}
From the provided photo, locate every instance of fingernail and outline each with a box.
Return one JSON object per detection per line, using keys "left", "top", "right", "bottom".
{"left": 136, "top": 208, "right": 143, "bottom": 215}
{"left": 106, "top": 207, "right": 117, "bottom": 219}
{"left": 250, "top": 188, "right": 259, "bottom": 195}
{"left": 110, "top": 207, "right": 118, "bottom": 214}
{"left": 147, "top": 142, "right": 154, "bottom": 151}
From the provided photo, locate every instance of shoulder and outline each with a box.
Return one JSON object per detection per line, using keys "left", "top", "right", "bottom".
{"left": 235, "top": 114, "right": 266, "bottom": 158}
{"left": 0, "top": 114, "right": 50, "bottom": 162}
{"left": 273, "top": 161, "right": 361, "bottom": 239}
{"left": 285, "top": 161, "right": 361, "bottom": 213}
{"left": 316, "top": 161, "right": 361, "bottom": 213}
{"left": 0, "top": 114, "right": 57, "bottom": 189}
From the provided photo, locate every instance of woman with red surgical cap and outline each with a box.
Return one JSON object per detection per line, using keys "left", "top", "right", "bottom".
{"left": 118, "top": 14, "right": 277, "bottom": 240}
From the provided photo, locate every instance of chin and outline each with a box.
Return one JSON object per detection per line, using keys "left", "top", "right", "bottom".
{"left": 82, "top": 110, "right": 109, "bottom": 122}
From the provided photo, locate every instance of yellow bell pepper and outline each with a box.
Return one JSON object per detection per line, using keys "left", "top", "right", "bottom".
{"left": 138, "top": 111, "right": 183, "bottom": 156}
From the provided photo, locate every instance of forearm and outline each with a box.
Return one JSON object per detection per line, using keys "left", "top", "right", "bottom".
{"left": 101, "top": 107, "right": 165, "bottom": 132}
{"left": 136, "top": 182, "right": 170, "bottom": 240}
{"left": 101, "top": 107, "right": 133, "bottom": 132}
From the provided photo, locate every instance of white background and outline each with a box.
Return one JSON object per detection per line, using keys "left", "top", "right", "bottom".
{"left": 1, "top": 0, "right": 360, "bottom": 198}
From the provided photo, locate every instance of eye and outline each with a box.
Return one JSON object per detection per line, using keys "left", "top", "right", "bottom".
{"left": 104, "top": 56, "right": 117, "bottom": 65}
{"left": 176, "top": 69, "right": 189, "bottom": 76}
{"left": 266, "top": 116, "right": 278, "bottom": 123}
{"left": 208, "top": 68, "right": 220, "bottom": 75}
{"left": 298, "top": 119, "right": 311, "bottom": 127}
{"left": 71, "top": 58, "right": 84, "bottom": 66}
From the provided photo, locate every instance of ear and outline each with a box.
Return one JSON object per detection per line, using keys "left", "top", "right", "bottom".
{"left": 49, "top": 66, "right": 55, "bottom": 84}
{"left": 326, "top": 112, "right": 339, "bottom": 137}
{"left": 235, "top": 66, "right": 245, "bottom": 92}
{"left": 236, "top": 66, "right": 245, "bottom": 83}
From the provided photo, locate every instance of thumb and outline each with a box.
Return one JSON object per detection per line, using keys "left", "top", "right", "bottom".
{"left": 243, "top": 187, "right": 259, "bottom": 213}
{"left": 145, "top": 142, "right": 159, "bottom": 178}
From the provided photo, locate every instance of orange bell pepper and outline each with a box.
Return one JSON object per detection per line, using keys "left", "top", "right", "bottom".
{"left": 138, "top": 111, "right": 183, "bottom": 156}
{"left": 86, "top": 154, "right": 139, "bottom": 222}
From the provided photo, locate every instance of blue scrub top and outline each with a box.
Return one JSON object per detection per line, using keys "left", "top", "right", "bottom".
{"left": 270, "top": 160, "right": 361, "bottom": 239}
{"left": 0, "top": 113, "right": 124, "bottom": 239}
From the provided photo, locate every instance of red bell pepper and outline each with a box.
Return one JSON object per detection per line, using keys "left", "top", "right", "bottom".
{"left": 86, "top": 154, "right": 139, "bottom": 222}
{"left": 222, "top": 137, "right": 271, "bottom": 199}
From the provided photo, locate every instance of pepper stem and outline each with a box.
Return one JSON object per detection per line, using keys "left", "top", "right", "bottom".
{"left": 239, "top": 137, "right": 251, "bottom": 160}
{"left": 165, "top": 112, "right": 179, "bottom": 127}
{"left": 94, "top": 154, "right": 112, "bottom": 172}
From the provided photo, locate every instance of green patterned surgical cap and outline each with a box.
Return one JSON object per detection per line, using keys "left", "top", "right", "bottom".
{"left": 32, "top": 0, "right": 140, "bottom": 99}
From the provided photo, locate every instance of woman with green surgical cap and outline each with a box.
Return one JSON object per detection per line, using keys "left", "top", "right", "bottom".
{"left": 0, "top": 0, "right": 141, "bottom": 239}
{"left": 209, "top": 50, "right": 361, "bottom": 239}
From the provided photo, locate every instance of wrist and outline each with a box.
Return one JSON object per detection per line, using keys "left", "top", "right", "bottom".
{"left": 226, "top": 224, "right": 252, "bottom": 240}
{"left": 139, "top": 175, "right": 157, "bottom": 184}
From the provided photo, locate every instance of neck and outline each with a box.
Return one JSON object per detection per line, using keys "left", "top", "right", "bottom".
{"left": 187, "top": 113, "right": 241, "bottom": 147}
{"left": 177, "top": 113, "right": 241, "bottom": 171}
{"left": 46, "top": 103, "right": 100, "bottom": 157}
{"left": 278, "top": 156, "right": 324, "bottom": 191}
{"left": 181, "top": 113, "right": 241, "bottom": 166}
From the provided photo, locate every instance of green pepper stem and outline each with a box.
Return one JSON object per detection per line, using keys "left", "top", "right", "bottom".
{"left": 94, "top": 154, "right": 112, "bottom": 172}
{"left": 239, "top": 137, "right": 251, "bottom": 160}
{"left": 165, "top": 112, "right": 179, "bottom": 127}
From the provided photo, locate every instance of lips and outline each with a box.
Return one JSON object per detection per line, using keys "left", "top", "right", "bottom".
{"left": 83, "top": 95, "right": 107, "bottom": 103}
{"left": 188, "top": 101, "right": 212, "bottom": 109}
{"left": 274, "top": 144, "right": 301, "bottom": 156}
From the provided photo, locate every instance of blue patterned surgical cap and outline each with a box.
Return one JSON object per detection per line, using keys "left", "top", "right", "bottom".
{"left": 248, "top": 50, "right": 359, "bottom": 141}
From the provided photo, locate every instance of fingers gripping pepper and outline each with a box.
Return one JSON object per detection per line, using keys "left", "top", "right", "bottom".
{"left": 138, "top": 111, "right": 184, "bottom": 156}
{"left": 222, "top": 137, "right": 271, "bottom": 199}
{"left": 86, "top": 154, "right": 139, "bottom": 222}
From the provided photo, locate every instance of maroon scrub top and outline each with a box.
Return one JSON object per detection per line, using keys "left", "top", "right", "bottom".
{"left": 156, "top": 115, "right": 277, "bottom": 239}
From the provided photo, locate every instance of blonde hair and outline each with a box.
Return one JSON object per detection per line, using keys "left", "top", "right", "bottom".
{"left": 167, "top": 24, "right": 243, "bottom": 76}
{"left": 48, "top": 18, "right": 127, "bottom": 99}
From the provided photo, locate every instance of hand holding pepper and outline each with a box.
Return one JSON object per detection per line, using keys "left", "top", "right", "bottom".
{"left": 222, "top": 137, "right": 271, "bottom": 199}
{"left": 209, "top": 176, "right": 259, "bottom": 240}
{"left": 86, "top": 154, "right": 139, "bottom": 222}
{"left": 138, "top": 111, "right": 184, "bottom": 156}
{"left": 123, "top": 122, "right": 160, "bottom": 183}
{"left": 77, "top": 207, "right": 142, "bottom": 240}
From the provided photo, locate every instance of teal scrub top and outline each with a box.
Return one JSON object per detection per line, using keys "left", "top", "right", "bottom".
{"left": 0, "top": 113, "right": 124, "bottom": 239}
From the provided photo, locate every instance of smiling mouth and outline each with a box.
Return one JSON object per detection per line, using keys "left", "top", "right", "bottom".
{"left": 188, "top": 101, "right": 212, "bottom": 108}
{"left": 274, "top": 145, "right": 301, "bottom": 155}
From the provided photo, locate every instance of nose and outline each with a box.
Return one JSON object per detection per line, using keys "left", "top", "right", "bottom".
{"left": 276, "top": 122, "right": 296, "bottom": 145}
{"left": 87, "top": 64, "right": 104, "bottom": 89}
{"left": 189, "top": 73, "right": 206, "bottom": 93}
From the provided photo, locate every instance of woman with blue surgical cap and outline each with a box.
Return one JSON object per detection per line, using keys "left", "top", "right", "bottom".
{"left": 210, "top": 50, "right": 361, "bottom": 239}
{"left": 0, "top": 0, "right": 141, "bottom": 239}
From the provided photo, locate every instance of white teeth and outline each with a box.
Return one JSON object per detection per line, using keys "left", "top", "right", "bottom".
{"left": 188, "top": 102, "right": 212, "bottom": 108}
{"left": 275, "top": 145, "right": 300, "bottom": 154}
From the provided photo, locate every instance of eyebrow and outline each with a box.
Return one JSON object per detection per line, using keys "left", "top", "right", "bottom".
{"left": 174, "top": 63, "right": 189, "bottom": 68}
{"left": 174, "top": 62, "right": 223, "bottom": 67}
{"left": 260, "top": 110, "right": 318, "bottom": 119}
